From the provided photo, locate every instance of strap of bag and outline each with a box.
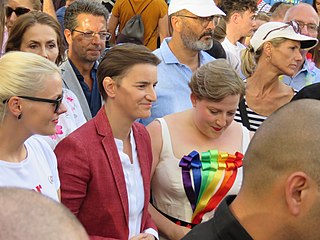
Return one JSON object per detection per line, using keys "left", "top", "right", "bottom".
{"left": 238, "top": 98, "right": 251, "bottom": 131}
{"left": 145, "top": 26, "right": 157, "bottom": 46}
{"left": 128, "top": 0, "right": 153, "bottom": 15}
{"left": 128, "top": 0, "right": 136, "bottom": 14}
{"left": 128, "top": 0, "right": 155, "bottom": 45}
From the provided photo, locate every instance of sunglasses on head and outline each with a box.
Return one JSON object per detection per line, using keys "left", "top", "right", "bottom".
{"left": 5, "top": 6, "right": 30, "bottom": 17}
{"left": 262, "top": 21, "right": 301, "bottom": 40}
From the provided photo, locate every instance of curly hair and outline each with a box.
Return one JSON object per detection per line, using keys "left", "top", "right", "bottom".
{"left": 219, "top": 0, "right": 257, "bottom": 21}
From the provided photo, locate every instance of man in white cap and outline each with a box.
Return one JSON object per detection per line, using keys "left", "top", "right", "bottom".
{"left": 139, "top": 0, "right": 225, "bottom": 126}
{"left": 282, "top": 3, "right": 320, "bottom": 91}
{"left": 183, "top": 99, "right": 320, "bottom": 240}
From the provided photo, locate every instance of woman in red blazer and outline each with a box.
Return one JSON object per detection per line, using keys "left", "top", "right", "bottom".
{"left": 55, "top": 44, "right": 160, "bottom": 240}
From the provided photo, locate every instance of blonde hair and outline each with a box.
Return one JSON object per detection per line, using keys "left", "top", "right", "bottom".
{"left": 189, "top": 59, "right": 245, "bottom": 101}
{"left": 241, "top": 37, "right": 287, "bottom": 77}
{"left": 0, "top": 51, "right": 59, "bottom": 119}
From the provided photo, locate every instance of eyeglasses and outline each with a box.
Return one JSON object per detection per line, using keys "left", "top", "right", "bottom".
{"left": 72, "top": 29, "right": 112, "bottom": 41}
{"left": 5, "top": 6, "right": 30, "bottom": 17}
{"left": 294, "top": 20, "right": 319, "bottom": 34}
{"left": 3, "top": 94, "right": 64, "bottom": 113}
{"left": 176, "top": 15, "right": 221, "bottom": 28}
{"left": 262, "top": 21, "right": 300, "bottom": 40}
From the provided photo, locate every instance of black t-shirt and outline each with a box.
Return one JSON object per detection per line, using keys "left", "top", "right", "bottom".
{"left": 182, "top": 195, "right": 253, "bottom": 240}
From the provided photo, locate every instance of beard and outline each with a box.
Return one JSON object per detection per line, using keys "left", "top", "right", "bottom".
{"left": 180, "top": 26, "right": 214, "bottom": 51}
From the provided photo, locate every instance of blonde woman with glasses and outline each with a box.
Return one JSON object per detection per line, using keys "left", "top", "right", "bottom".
{"left": 0, "top": 51, "right": 66, "bottom": 201}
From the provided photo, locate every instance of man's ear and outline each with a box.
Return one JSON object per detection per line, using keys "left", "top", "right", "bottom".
{"left": 102, "top": 77, "right": 117, "bottom": 98}
{"left": 64, "top": 29, "right": 73, "bottom": 46}
{"left": 7, "top": 97, "right": 23, "bottom": 118}
{"left": 285, "top": 172, "right": 309, "bottom": 216}
{"left": 171, "top": 15, "right": 183, "bottom": 33}
{"left": 230, "top": 12, "right": 241, "bottom": 24}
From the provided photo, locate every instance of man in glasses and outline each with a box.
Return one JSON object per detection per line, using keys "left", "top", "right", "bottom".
{"left": 139, "top": 0, "right": 225, "bottom": 126}
{"left": 282, "top": 3, "right": 320, "bottom": 91}
{"left": 60, "top": 0, "right": 109, "bottom": 120}
{"left": 219, "top": 0, "right": 257, "bottom": 76}
{"left": 183, "top": 99, "right": 320, "bottom": 240}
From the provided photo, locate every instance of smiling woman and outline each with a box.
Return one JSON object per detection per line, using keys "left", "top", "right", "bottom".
{"left": 54, "top": 44, "right": 161, "bottom": 239}
{"left": 0, "top": 51, "right": 65, "bottom": 201}
{"left": 6, "top": 11, "right": 87, "bottom": 149}
{"left": 147, "top": 59, "right": 252, "bottom": 239}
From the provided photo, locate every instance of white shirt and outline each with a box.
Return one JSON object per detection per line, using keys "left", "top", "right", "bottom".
{"left": 221, "top": 37, "right": 246, "bottom": 75}
{"left": 115, "top": 130, "right": 158, "bottom": 239}
{"left": 0, "top": 136, "right": 60, "bottom": 201}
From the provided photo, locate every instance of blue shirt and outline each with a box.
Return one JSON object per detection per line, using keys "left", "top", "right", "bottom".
{"left": 69, "top": 60, "right": 101, "bottom": 117}
{"left": 282, "top": 59, "right": 320, "bottom": 91}
{"left": 263, "top": 0, "right": 312, "bottom": 5}
{"left": 139, "top": 37, "right": 214, "bottom": 126}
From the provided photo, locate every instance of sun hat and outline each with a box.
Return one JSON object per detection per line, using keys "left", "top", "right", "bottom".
{"left": 168, "top": 0, "right": 226, "bottom": 17}
{"left": 250, "top": 21, "right": 318, "bottom": 52}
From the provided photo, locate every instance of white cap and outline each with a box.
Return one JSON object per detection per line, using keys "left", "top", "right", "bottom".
{"left": 168, "top": 0, "right": 225, "bottom": 17}
{"left": 250, "top": 21, "right": 318, "bottom": 52}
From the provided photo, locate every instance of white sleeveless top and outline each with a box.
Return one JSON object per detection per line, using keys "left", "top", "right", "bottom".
{"left": 151, "top": 118, "right": 250, "bottom": 223}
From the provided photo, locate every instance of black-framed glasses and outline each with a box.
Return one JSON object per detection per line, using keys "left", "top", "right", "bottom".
{"left": 176, "top": 15, "right": 221, "bottom": 28}
{"left": 294, "top": 20, "right": 319, "bottom": 34}
{"left": 72, "top": 29, "right": 112, "bottom": 41}
{"left": 3, "top": 94, "right": 64, "bottom": 113}
{"left": 5, "top": 6, "right": 30, "bottom": 17}
{"left": 262, "top": 21, "right": 300, "bottom": 40}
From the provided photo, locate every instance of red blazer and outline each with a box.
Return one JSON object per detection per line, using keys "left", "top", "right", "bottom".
{"left": 55, "top": 108, "right": 156, "bottom": 239}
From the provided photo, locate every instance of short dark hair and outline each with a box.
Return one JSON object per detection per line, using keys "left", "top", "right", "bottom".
{"left": 220, "top": 0, "right": 257, "bottom": 21}
{"left": 5, "top": 11, "right": 65, "bottom": 65}
{"left": 64, "top": 0, "right": 109, "bottom": 31}
{"left": 97, "top": 44, "right": 161, "bottom": 100}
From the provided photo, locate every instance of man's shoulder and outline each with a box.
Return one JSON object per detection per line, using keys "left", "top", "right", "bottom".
{"left": 200, "top": 50, "right": 214, "bottom": 64}
{"left": 59, "top": 59, "right": 71, "bottom": 70}
{"left": 182, "top": 218, "right": 217, "bottom": 240}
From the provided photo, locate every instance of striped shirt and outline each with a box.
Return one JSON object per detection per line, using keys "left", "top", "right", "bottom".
{"left": 234, "top": 97, "right": 267, "bottom": 132}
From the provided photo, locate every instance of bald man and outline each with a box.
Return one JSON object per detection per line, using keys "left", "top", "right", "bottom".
{"left": 0, "top": 187, "right": 89, "bottom": 240}
{"left": 183, "top": 99, "right": 320, "bottom": 240}
{"left": 282, "top": 3, "right": 320, "bottom": 91}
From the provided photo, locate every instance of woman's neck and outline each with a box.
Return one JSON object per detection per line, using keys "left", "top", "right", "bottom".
{"left": 104, "top": 104, "right": 132, "bottom": 141}
{"left": 246, "top": 64, "right": 284, "bottom": 98}
{"left": 0, "top": 124, "right": 28, "bottom": 162}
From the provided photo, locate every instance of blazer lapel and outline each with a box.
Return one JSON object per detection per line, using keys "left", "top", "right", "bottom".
{"left": 60, "top": 60, "right": 93, "bottom": 120}
{"left": 133, "top": 124, "right": 151, "bottom": 229}
{"left": 95, "top": 109, "right": 129, "bottom": 226}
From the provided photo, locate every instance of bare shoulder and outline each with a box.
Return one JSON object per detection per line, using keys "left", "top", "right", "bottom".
{"left": 164, "top": 110, "right": 189, "bottom": 126}
{"left": 229, "top": 121, "right": 254, "bottom": 139}
{"left": 146, "top": 118, "right": 161, "bottom": 135}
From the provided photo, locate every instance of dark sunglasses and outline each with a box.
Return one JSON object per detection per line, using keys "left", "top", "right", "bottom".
{"left": 3, "top": 94, "right": 64, "bottom": 113}
{"left": 262, "top": 21, "right": 300, "bottom": 40}
{"left": 5, "top": 6, "right": 30, "bottom": 17}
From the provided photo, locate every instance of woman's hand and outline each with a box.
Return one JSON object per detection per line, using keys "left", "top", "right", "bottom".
{"left": 130, "top": 233, "right": 155, "bottom": 240}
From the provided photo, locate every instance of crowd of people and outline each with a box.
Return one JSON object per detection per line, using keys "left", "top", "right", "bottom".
{"left": 1, "top": 0, "right": 320, "bottom": 239}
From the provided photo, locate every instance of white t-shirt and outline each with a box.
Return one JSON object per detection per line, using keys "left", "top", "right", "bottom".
{"left": 221, "top": 37, "right": 246, "bottom": 74}
{"left": 0, "top": 136, "right": 60, "bottom": 201}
